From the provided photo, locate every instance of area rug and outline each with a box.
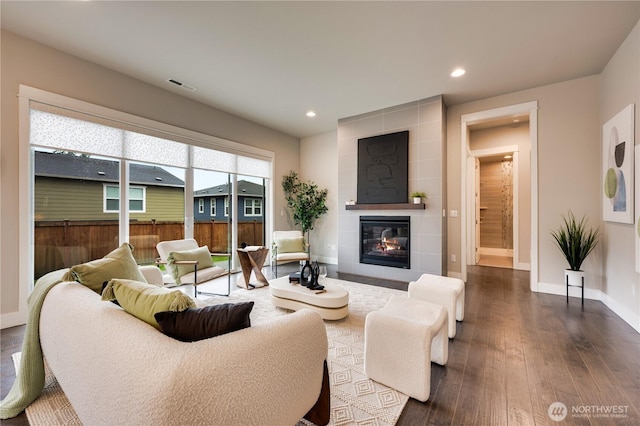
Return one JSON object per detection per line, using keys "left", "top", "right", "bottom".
{"left": 201, "top": 279, "right": 410, "bottom": 426}
{"left": 12, "top": 279, "right": 409, "bottom": 425}
{"left": 11, "top": 353, "right": 80, "bottom": 425}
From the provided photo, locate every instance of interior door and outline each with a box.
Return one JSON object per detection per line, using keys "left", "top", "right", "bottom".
{"left": 474, "top": 157, "right": 481, "bottom": 264}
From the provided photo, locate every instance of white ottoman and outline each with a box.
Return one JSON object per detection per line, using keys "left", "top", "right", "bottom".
{"left": 364, "top": 295, "right": 448, "bottom": 402}
{"left": 409, "top": 274, "right": 465, "bottom": 338}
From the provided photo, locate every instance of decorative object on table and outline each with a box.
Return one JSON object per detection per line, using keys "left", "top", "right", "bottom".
{"left": 289, "top": 271, "right": 301, "bottom": 283}
{"left": 282, "top": 171, "right": 329, "bottom": 253}
{"left": 550, "top": 210, "right": 600, "bottom": 305}
{"left": 299, "top": 260, "right": 323, "bottom": 291}
{"left": 317, "top": 265, "right": 327, "bottom": 282}
{"left": 602, "top": 104, "right": 635, "bottom": 224}
{"left": 410, "top": 191, "right": 426, "bottom": 204}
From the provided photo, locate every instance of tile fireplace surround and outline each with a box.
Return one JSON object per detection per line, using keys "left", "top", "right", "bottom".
{"left": 337, "top": 95, "right": 447, "bottom": 282}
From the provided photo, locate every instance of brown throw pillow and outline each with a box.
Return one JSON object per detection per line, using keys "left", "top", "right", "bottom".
{"left": 154, "top": 302, "right": 254, "bottom": 342}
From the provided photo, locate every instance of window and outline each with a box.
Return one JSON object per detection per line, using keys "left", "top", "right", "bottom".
{"left": 244, "top": 198, "right": 262, "bottom": 216}
{"left": 198, "top": 198, "right": 204, "bottom": 214}
{"left": 22, "top": 86, "right": 273, "bottom": 295}
{"left": 104, "top": 185, "right": 146, "bottom": 213}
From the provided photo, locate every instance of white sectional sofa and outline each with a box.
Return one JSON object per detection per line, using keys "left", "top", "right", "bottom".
{"left": 38, "top": 266, "right": 329, "bottom": 425}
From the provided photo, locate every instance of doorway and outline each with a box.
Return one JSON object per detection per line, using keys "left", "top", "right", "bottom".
{"left": 459, "top": 101, "right": 538, "bottom": 290}
{"left": 476, "top": 154, "right": 514, "bottom": 268}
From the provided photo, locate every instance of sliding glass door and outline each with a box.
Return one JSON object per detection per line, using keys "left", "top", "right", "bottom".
{"left": 29, "top": 102, "right": 272, "bottom": 280}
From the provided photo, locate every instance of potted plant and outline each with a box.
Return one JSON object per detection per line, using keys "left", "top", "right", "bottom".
{"left": 550, "top": 210, "right": 600, "bottom": 288}
{"left": 410, "top": 191, "right": 426, "bottom": 204}
{"left": 282, "top": 171, "right": 329, "bottom": 251}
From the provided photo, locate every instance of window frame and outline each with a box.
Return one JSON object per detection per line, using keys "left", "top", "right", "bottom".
{"left": 244, "top": 198, "right": 263, "bottom": 217}
{"left": 103, "top": 184, "right": 146, "bottom": 213}
{"left": 210, "top": 197, "right": 216, "bottom": 216}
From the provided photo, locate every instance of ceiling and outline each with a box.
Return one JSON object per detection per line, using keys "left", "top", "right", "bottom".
{"left": 2, "top": 1, "right": 639, "bottom": 139}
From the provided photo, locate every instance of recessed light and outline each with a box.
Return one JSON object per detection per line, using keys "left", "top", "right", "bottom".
{"left": 306, "top": 111, "right": 316, "bottom": 118}
{"left": 451, "top": 68, "right": 466, "bottom": 78}
{"left": 504, "top": 155, "right": 512, "bottom": 159}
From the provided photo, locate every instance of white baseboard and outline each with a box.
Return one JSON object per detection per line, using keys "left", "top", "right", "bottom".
{"left": 448, "top": 271, "right": 463, "bottom": 280}
{"left": 1, "top": 310, "right": 27, "bottom": 329}
{"left": 536, "top": 281, "right": 640, "bottom": 333}
{"left": 479, "top": 247, "right": 513, "bottom": 256}
{"left": 600, "top": 292, "right": 640, "bottom": 333}
{"left": 313, "top": 256, "right": 338, "bottom": 265}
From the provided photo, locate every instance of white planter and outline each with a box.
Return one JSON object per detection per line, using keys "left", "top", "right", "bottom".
{"left": 564, "top": 269, "right": 584, "bottom": 286}
{"left": 413, "top": 197, "right": 422, "bottom": 204}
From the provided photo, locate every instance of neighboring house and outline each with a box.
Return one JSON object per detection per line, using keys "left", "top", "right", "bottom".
{"left": 34, "top": 151, "right": 185, "bottom": 222}
{"left": 193, "top": 180, "right": 264, "bottom": 223}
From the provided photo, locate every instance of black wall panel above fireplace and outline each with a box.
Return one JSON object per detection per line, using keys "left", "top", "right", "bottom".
{"left": 357, "top": 131, "right": 409, "bottom": 204}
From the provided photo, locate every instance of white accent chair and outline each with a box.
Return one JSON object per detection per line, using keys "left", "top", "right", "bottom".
{"left": 271, "top": 230, "right": 310, "bottom": 277}
{"left": 156, "top": 238, "right": 231, "bottom": 297}
{"left": 364, "top": 295, "right": 448, "bottom": 402}
{"left": 408, "top": 274, "right": 465, "bottom": 338}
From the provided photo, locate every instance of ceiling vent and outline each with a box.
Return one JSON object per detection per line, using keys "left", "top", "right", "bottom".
{"left": 167, "top": 78, "right": 197, "bottom": 92}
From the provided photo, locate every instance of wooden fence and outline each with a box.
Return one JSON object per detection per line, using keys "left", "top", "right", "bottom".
{"left": 34, "top": 219, "right": 264, "bottom": 279}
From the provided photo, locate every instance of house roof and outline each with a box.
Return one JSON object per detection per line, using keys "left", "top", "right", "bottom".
{"left": 34, "top": 151, "right": 185, "bottom": 187}
{"left": 194, "top": 180, "right": 264, "bottom": 198}
{"left": 2, "top": 2, "right": 638, "bottom": 138}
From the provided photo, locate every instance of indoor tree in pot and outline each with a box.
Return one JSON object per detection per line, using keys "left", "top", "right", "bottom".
{"left": 550, "top": 210, "right": 600, "bottom": 292}
{"left": 282, "top": 171, "right": 329, "bottom": 253}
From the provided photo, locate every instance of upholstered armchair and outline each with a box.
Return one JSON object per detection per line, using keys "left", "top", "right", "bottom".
{"left": 272, "top": 230, "right": 310, "bottom": 277}
{"left": 156, "top": 238, "right": 230, "bottom": 297}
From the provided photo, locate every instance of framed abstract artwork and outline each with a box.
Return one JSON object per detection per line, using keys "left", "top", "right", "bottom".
{"left": 603, "top": 104, "right": 635, "bottom": 224}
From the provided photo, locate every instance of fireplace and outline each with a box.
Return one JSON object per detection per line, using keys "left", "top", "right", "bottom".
{"left": 360, "top": 216, "right": 410, "bottom": 269}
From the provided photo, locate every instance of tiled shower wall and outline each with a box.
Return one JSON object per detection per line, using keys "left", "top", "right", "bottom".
{"left": 337, "top": 96, "right": 447, "bottom": 282}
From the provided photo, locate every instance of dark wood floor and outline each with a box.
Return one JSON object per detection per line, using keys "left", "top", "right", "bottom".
{"left": 2, "top": 265, "right": 640, "bottom": 425}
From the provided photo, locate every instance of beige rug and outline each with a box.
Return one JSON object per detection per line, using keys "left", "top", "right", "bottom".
{"left": 203, "top": 279, "right": 410, "bottom": 426}
{"left": 13, "top": 279, "right": 409, "bottom": 425}
{"left": 11, "top": 353, "right": 81, "bottom": 425}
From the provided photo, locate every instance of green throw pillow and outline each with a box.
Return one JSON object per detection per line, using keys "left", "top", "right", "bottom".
{"left": 167, "top": 246, "right": 214, "bottom": 284}
{"left": 275, "top": 237, "right": 305, "bottom": 254}
{"left": 65, "top": 243, "right": 146, "bottom": 294}
{"left": 102, "top": 278, "right": 195, "bottom": 329}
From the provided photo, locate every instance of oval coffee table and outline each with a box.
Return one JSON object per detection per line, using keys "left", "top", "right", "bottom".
{"left": 269, "top": 276, "right": 349, "bottom": 320}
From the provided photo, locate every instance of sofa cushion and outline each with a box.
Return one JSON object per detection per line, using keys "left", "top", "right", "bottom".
{"left": 274, "top": 236, "right": 305, "bottom": 254}
{"left": 154, "top": 302, "right": 254, "bottom": 342}
{"left": 102, "top": 279, "right": 195, "bottom": 329}
{"left": 64, "top": 243, "right": 146, "bottom": 294}
{"left": 167, "top": 246, "right": 214, "bottom": 284}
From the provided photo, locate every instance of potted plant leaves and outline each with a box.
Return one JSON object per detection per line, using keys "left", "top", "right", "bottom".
{"left": 410, "top": 191, "right": 426, "bottom": 204}
{"left": 550, "top": 211, "right": 600, "bottom": 299}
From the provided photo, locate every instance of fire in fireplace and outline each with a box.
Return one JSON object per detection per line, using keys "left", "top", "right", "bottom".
{"left": 360, "top": 216, "right": 410, "bottom": 269}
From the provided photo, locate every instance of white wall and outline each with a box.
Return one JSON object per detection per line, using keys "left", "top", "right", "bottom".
{"left": 337, "top": 96, "right": 446, "bottom": 282}
{"left": 599, "top": 20, "right": 640, "bottom": 331}
{"left": 1, "top": 30, "right": 301, "bottom": 326}
{"left": 300, "top": 131, "right": 339, "bottom": 264}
